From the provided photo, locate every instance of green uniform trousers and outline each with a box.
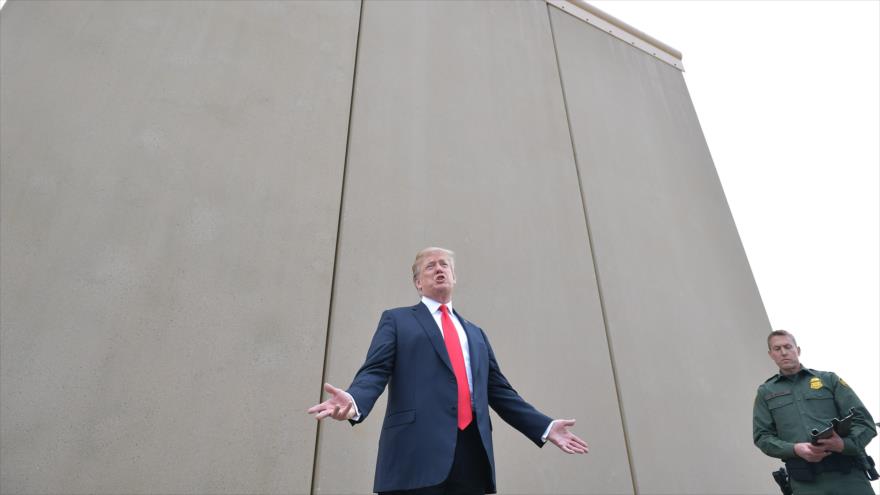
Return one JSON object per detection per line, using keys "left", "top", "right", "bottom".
{"left": 789, "top": 470, "right": 874, "bottom": 495}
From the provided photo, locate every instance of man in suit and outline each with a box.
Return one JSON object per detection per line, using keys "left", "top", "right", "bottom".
{"left": 308, "top": 247, "right": 588, "bottom": 494}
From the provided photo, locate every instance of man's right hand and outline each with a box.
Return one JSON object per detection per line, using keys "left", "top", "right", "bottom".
{"left": 307, "top": 383, "right": 356, "bottom": 421}
{"left": 794, "top": 442, "right": 830, "bottom": 462}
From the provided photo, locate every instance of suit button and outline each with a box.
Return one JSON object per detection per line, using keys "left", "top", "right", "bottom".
{"left": 451, "top": 405, "right": 456, "bottom": 411}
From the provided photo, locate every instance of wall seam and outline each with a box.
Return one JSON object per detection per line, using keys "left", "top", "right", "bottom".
{"left": 310, "top": 1, "right": 365, "bottom": 493}
{"left": 546, "top": 5, "right": 640, "bottom": 495}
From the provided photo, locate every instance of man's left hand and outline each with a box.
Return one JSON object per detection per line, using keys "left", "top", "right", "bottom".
{"left": 816, "top": 431, "right": 845, "bottom": 453}
{"left": 547, "top": 419, "right": 589, "bottom": 454}
{"left": 307, "top": 383, "right": 356, "bottom": 421}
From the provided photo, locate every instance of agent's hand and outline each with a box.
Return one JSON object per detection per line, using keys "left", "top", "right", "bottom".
{"left": 547, "top": 419, "right": 589, "bottom": 454}
{"left": 815, "top": 431, "right": 845, "bottom": 453}
{"left": 794, "top": 442, "right": 830, "bottom": 462}
{"left": 307, "top": 383, "right": 355, "bottom": 421}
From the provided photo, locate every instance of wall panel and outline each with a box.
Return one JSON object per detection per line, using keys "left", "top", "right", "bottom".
{"left": 549, "top": 6, "right": 776, "bottom": 494}
{"left": 0, "top": 1, "right": 359, "bottom": 493}
{"left": 314, "top": 1, "right": 631, "bottom": 494}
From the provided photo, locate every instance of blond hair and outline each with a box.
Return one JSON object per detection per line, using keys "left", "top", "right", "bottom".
{"left": 411, "top": 247, "right": 455, "bottom": 281}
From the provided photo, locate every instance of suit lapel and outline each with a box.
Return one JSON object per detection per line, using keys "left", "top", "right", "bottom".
{"left": 412, "top": 303, "right": 453, "bottom": 373}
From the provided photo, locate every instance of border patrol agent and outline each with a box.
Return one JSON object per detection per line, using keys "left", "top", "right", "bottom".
{"left": 753, "top": 329, "right": 877, "bottom": 495}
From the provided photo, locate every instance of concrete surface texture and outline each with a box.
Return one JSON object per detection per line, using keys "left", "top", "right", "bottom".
{"left": 0, "top": 1, "right": 771, "bottom": 494}
{"left": 549, "top": 7, "right": 775, "bottom": 493}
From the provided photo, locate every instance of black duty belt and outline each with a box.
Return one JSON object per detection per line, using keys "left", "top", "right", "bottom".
{"left": 785, "top": 454, "right": 858, "bottom": 482}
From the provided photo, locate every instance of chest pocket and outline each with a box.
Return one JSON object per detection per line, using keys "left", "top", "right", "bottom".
{"left": 766, "top": 393, "right": 798, "bottom": 430}
{"left": 804, "top": 388, "right": 838, "bottom": 419}
{"left": 767, "top": 394, "right": 794, "bottom": 410}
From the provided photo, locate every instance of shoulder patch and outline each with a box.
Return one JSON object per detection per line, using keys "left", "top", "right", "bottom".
{"left": 839, "top": 377, "right": 849, "bottom": 388}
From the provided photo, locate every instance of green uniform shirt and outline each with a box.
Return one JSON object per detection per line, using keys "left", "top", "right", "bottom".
{"left": 753, "top": 366, "right": 877, "bottom": 460}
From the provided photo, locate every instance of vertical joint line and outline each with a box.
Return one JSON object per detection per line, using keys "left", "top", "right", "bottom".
{"left": 310, "top": 1, "right": 365, "bottom": 494}
{"left": 546, "top": 5, "right": 640, "bottom": 495}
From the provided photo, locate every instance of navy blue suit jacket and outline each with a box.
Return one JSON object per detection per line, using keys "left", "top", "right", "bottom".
{"left": 347, "top": 303, "right": 552, "bottom": 493}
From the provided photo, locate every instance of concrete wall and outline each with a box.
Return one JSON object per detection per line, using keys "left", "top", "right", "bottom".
{"left": 1, "top": 1, "right": 772, "bottom": 494}
{"left": 0, "top": 1, "right": 359, "bottom": 493}
{"left": 549, "top": 8, "right": 775, "bottom": 493}
{"left": 313, "top": 2, "right": 629, "bottom": 494}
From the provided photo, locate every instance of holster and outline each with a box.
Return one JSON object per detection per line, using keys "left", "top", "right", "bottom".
{"left": 784, "top": 458, "right": 815, "bottom": 482}
{"left": 772, "top": 467, "right": 793, "bottom": 495}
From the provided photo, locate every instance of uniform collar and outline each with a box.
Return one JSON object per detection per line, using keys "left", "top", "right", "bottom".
{"left": 771, "top": 365, "right": 814, "bottom": 382}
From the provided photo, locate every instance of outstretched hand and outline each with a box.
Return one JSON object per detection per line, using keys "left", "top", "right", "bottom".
{"left": 307, "top": 383, "right": 355, "bottom": 421}
{"left": 547, "top": 419, "right": 589, "bottom": 454}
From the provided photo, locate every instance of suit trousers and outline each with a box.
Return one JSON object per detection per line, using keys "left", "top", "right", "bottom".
{"left": 379, "top": 420, "right": 491, "bottom": 495}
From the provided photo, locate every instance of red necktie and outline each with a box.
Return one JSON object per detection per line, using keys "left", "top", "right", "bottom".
{"left": 440, "top": 304, "right": 472, "bottom": 429}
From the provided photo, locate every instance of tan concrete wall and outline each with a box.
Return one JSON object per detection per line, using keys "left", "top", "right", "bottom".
{"left": 549, "top": 6, "right": 776, "bottom": 494}
{"left": 1, "top": 1, "right": 771, "bottom": 494}
{"left": 0, "top": 1, "right": 359, "bottom": 493}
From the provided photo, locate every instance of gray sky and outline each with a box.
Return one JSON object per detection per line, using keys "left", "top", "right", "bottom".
{"left": 589, "top": 0, "right": 879, "bottom": 479}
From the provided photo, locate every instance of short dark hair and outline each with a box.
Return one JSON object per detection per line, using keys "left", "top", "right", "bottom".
{"left": 767, "top": 329, "right": 797, "bottom": 349}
